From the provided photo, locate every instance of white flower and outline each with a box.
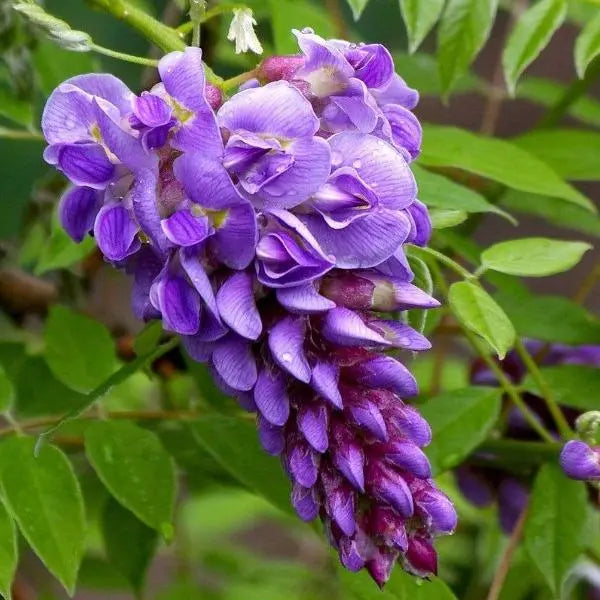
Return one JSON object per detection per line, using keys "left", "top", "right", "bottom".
{"left": 227, "top": 8, "right": 263, "bottom": 55}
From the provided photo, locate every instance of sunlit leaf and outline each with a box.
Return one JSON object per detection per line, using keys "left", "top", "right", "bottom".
{"left": 0, "top": 500, "right": 17, "bottom": 600}
{"left": 575, "top": 12, "right": 600, "bottom": 78}
{"left": 346, "top": 0, "right": 369, "bottom": 20}
{"left": 399, "top": 0, "right": 445, "bottom": 53}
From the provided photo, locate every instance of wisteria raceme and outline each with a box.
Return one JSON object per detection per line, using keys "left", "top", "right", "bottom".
{"left": 458, "top": 343, "right": 600, "bottom": 532}
{"left": 41, "top": 29, "right": 456, "bottom": 586}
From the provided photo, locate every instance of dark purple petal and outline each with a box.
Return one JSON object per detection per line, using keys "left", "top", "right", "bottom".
{"left": 389, "top": 404, "right": 432, "bottom": 447}
{"left": 152, "top": 273, "right": 201, "bottom": 335}
{"left": 331, "top": 422, "right": 365, "bottom": 492}
{"left": 405, "top": 536, "right": 437, "bottom": 577}
{"left": 268, "top": 316, "right": 311, "bottom": 383}
{"left": 497, "top": 478, "right": 528, "bottom": 534}
{"left": 297, "top": 402, "right": 329, "bottom": 453}
{"left": 325, "top": 485, "right": 356, "bottom": 536}
{"left": 161, "top": 209, "right": 210, "bottom": 247}
{"left": 94, "top": 203, "right": 140, "bottom": 262}
{"left": 59, "top": 186, "right": 100, "bottom": 242}
{"left": 132, "top": 92, "right": 172, "bottom": 127}
{"left": 216, "top": 272, "right": 262, "bottom": 340}
{"left": 291, "top": 483, "right": 319, "bottom": 521}
{"left": 560, "top": 440, "right": 600, "bottom": 480}
{"left": 128, "top": 247, "right": 162, "bottom": 320}
{"left": 367, "top": 463, "right": 413, "bottom": 517}
{"left": 276, "top": 283, "right": 336, "bottom": 314}
{"left": 311, "top": 361, "right": 343, "bottom": 409}
{"left": 455, "top": 466, "right": 495, "bottom": 507}
{"left": 288, "top": 440, "right": 319, "bottom": 488}
{"left": 212, "top": 334, "right": 257, "bottom": 391}
{"left": 366, "top": 547, "right": 398, "bottom": 589}
{"left": 57, "top": 143, "right": 114, "bottom": 188}
{"left": 258, "top": 415, "right": 285, "bottom": 455}
{"left": 382, "top": 440, "right": 431, "bottom": 479}
{"left": 322, "top": 307, "right": 390, "bottom": 347}
{"left": 254, "top": 368, "right": 290, "bottom": 426}
{"left": 345, "top": 394, "right": 388, "bottom": 442}
{"left": 369, "top": 506, "right": 408, "bottom": 551}
{"left": 350, "top": 355, "right": 418, "bottom": 398}
{"left": 339, "top": 537, "right": 367, "bottom": 572}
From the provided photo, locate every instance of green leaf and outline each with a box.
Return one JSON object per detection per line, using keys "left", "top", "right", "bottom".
{"left": 35, "top": 214, "right": 96, "bottom": 275}
{"left": 495, "top": 291, "right": 600, "bottom": 345}
{"left": 524, "top": 463, "right": 587, "bottom": 596}
{"left": 502, "top": 0, "right": 567, "bottom": 95}
{"left": 522, "top": 365, "right": 600, "bottom": 411}
{"left": 0, "top": 437, "right": 85, "bottom": 594}
{"left": 0, "top": 87, "right": 33, "bottom": 128}
{"left": 419, "top": 387, "right": 501, "bottom": 474}
{"left": 437, "top": 0, "right": 498, "bottom": 95}
{"left": 500, "top": 189, "right": 600, "bottom": 239}
{"left": 514, "top": 128, "right": 600, "bottom": 181}
{"left": 575, "top": 12, "right": 600, "bottom": 78}
{"left": 269, "top": 0, "right": 335, "bottom": 54}
{"left": 430, "top": 208, "right": 467, "bottom": 228}
{"left": 399, "top": 0, "right": 445, "bottom": 53}
{"left": 413, "top": 164, "right": 515, "bottom": 222}
{"left": 0, "top": 500, "right": 17, "bottom": 600}
{"left": 85, "top": 421, "right": 176, "bottom": 536}
{"left": 133, "top": 321, "right": 163, "bottom": 356}
{"left": 481, "top": 238, "right": 591, "bottom": 277}
{"left": 339, "top": 561, "right": 457, "bottom": 599}
{"left": 101, "top": 498, "right": 158, "bottom": 596}
{"left": 44, "top": 305, "right": 116, "bottom": 393}
{"left": 0, "top": 364, "right": 14, "bottom": 413}
{"left": 406, "top": 253, "right": 433, "bottom": 334}
{"left": 346, "top": 0, "right": 369, "bottom": 20}
{"left": 190, "top": 416, "right": 293, "bottom": 516}
{"left": 449, "top": 281, "right": 516, "bottom": 358}
{"left": 419, "top": 124, "right": 595, "bottom": 212}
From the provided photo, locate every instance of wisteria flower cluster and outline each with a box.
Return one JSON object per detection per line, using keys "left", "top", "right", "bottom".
{"left": 42, "top": 29, "right": 456, "bottom": 586}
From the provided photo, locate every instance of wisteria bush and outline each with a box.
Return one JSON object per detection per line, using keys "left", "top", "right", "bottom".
{"left": 0, "top": 0, "right": 599, "bottom": 598}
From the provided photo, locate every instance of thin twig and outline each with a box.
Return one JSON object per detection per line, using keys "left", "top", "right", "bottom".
{"left": 572, "top": 260, "right": 600, "bottom": 305}
{"left": 325, "top": 0, "right": 349, "bottom": 39}
{"left": 486, "top": 503, "right": 529, "bottom": 600}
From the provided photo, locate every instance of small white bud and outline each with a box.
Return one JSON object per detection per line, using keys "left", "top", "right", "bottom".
{"left": 227, "top": 8, "right": 263, "bottom": 55}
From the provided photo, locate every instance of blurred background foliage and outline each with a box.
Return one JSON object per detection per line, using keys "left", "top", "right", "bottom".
{"left": 1, "top": 0, "right": 600, "bottom": 599}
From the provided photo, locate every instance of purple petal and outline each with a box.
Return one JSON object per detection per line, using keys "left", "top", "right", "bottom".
{"left": 367, "top": 319, "right": 431, "bottom": 351}
{"left": 383, "top": 104, "right": 422, "bottom": 161}
{"left": 276, "top": 283, "right": 336, "bottom": 314}
{"left": 128, "top": 247, "right": 162, "bottom": 320}
{"left": 212, "top": 334, "right": 257, "bottom": 391}
{"left": 367, "top": 463, "right": 413, "bottom": 517}
{"left": 288, "top": 438, "right": 319, "bottom": 488}
{"left": 297, "top": 402, "right": 329, "bottom": 453}
{"left": 326, "top": 79, "right": 378, "bottom": 133}
{"left": 152, "top": 273, "right": 200, "bottom": 335}
{"left": 455, "top": 466, "right": 495, "bottom": 507}
{"left": 322, "top": 307, "right": 390, "bottom": 347}
{"left": 560, "top": 440, "right": 600, "bottom": 480}
{"left": 366, "top": 547, "right": 398, "bottom": 588}
{"left": 94, "top": 203, "right": 140, "bottom": 261}
{"left": 161, "top": 209, "right": 210, "bottom": 247}
{"left": 59, "top": 186, "right": 100, "bottom": 242}
{"left": 414, "top": 488, "right": 457, "bottom": 534}
{"left": 291, "top": 483, "right": 319, "bottom": 521}
{"left": 254, "top": 368, "right": 290, "bottom": 426}
{"left": 132, "top": 92, "right": 172, "bottom": 127}
{"left": 131, "top": 169, "right": 168, "bottom": 253}
{"left": 218, "top": 80, "right": 320, "bottom": 139}
{"left": 373, "top": 73, "right": 419, "bottom": 110}
{"left": 331, "top": 423, "right": 365, "bottom": 491}
{"left": 182, "top": 335, "right": 214, "bottom": 362}
{"left": 57, "top": 143, "right": 114, "bottom": 189}
{"left": 325, "top": 485, "right": 356, "bottom": 536}
{"left": 311, "top": 361, "right": 343, "bottom": 409}
{"left": 406, "top": 199, "right": 431, "bottom": 246}
{"left": 405, "top": 537, "right": 437, "bottom": 577}
{"left": 370, "top": 506, "right": 408, "bottom": 550}
{"left": 382, "top": 440, "right": 431, "bottom": 479}
{"left": 497, "top": 478, "right": 529, "bottom": 534}
{"left": 210, "top": 202, "right": 257, "bottom": 269}
{"left": 345, "top": 396, "right": 388, "bottom": 442}
{"left": 257, "top": 415, "right": 285, "bottom": 455}
{"left": 339, "top": 537, "right": 367, "bottom": 572}
{"left": 268, "top": 316, "right": 311, "bottom": 383}
{"left": 216, "top": 272, "right": 262, "bottom": 340}
{"left": 389, "top": 404, "right": 432, "bottom": 447}
{"left": 351, "top": 44, "right": 394, "bottom": 89}
{"left": 350, "top": 355, "right": 418, "bottom": 397}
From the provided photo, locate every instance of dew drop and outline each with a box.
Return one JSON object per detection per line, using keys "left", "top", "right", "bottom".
{"left": 331, "top": 151, "right": 343, "bottom": 166}
{"left": 282, "top": 352, "right": 292, "bottom": 363}
{"left": 301, "top": 27, "right": 314, "bottom": 34}
{"left": 352, "top": 159, "right": 362, "bottom": 169}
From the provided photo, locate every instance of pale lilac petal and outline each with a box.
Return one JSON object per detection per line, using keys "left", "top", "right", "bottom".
{"left": 161, "top": 210, "right": 210, "bottom": 247}
{"left": 311, "top": 361, "right": 343, "bottom": 409}
{"left": 59, "top": 186, "right": 100, "bottom": 242}
{"left": 322, "top": 307, "right": 390, "bottom": 347}
{"left": 351, "top": 44, "right": 394, "bottom": 89}
{"left": 383, "top": 104, "right": 422, "bottom": 161}
{"left": 373, "top": 73, "right": 419, "bottom": 109}
{"left": 406, "top": 199, "right": 431, "bottom": 246}
{"left": 216, "top": 272, "right": 262, "bottom": 340}
{"left": 254, "top": 368, "right": 290, "bottom": 426}
{"left": 63, "top": 73, "right": 133, "bottom": 113}
{"left": 94, "top": 203, "right": 140, "bottom": 261}
{"left": 367, "top": 319, "right": 431, "bottom": 351}
{"left": 212, "top": 334, "right": 257, "bottom": 391}
{"left": 327, "top": 79, "right": 378, "bottom": 133}
{"left": 268, "top": 316, "right": 311, "bottom": 383}
{"left": 131, "top": 169, "right": 168, "bottom": 252}
{"left": 276, "top": 283, "right": 336, "bottom": 314}
{"left": 217, "top": 81, "right": 320, "bottom": 139}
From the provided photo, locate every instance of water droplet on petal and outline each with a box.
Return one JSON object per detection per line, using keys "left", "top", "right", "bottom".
{"left": 331, "top": 151, "right": 343, "bottom": 166}
{"left": 282, "top": 352, "right": 292, "bottom": 363}
{"left": 301, "top": 27, "right": 314, "bottom": 34}
{"left": 352, "top": 159, "right": 362, "bottom": 169}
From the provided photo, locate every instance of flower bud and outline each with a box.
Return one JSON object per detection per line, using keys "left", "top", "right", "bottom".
{"left": 366, "top": 547, "right": 399, "bottom": 588}
{"left": 258, "top": 55, "right": 305, "bottom": 82}
{"left": 404, "top": 536, "right": 437, "bottom": 577}
{"left": 560, "top": 440, "right": 600, "bottom": 481}
{"left": 575, "top": 411, "right": 600, "bottom": 445}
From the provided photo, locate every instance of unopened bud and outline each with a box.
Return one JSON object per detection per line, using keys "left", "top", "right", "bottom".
{"left": 575, "top": 410, "right": 600, "bottom": 444}
{"left": 258, "top": 55, "right": 304, "bottom": 82}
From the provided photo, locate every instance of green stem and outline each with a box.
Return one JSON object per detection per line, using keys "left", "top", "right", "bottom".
{"left": 221, "top": 69, "right": 259, "bottom": 92}
{"left": 0, "top": 127, "right": 43, "bottom": 141}
{"left": 90, "top": 43, "right": 159, "bottom": 66}
{"left": 178, "top": 3, "right": 247, "bottom": 34}
{"left": 514, "top": 339, "right": 573, "bottom": 438}
{"left": 477, "top": 439, "right": 560, "bottom": 463}
{"left": 408, "top": 244, "right": 475, "bottom": 280}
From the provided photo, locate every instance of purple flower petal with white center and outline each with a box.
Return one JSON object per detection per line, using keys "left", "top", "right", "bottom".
{"left": 322, "top": 307, "right": 390, "bottom": 347}
{"left": 560, "top": 440, "right": 600, "bottom": 480}
{"left": 151, "top": 272, "right": 201, "bottom": 335}
{"left": 161, "top": 209, "right": 211, "bottom": 247}
{"left": 254, "top": 368, "right": 290, "bottom": 426}
{"left": 291, "top": 483, "right": 319, "bottom": 521}
{"left": 268, "top": 316, "right": 311, "bottom": 383}
{"left": 331, "top": 422, "right": 365, "bottom": 491}
{"left": 94, "top": 202, "right": 140, "bottom": 261}
{"left": 59, "top": 186, "right": 101, "bottom": 242}
{"left": 132, "top": 92, "right": 172, "bottom": 127}
{"left": 276, "top": 282, "right": 336, "bottom": 314}
{"left": 157, "top": 48, "right": 223, "bottom": 155}
{"left": 311, "top": 361, "right": 343, "bottom": 409}
{"left": 256, "top": 209, "right": 334, "bottom": 288}
{"left": 367, "top": 319, "right": 431, "bottom": 351}
{"left": 350, "top": 355, "right": 418, "bottom": 398}
{"left": 56, "top": 143, "right": 115, "bottom": 188}
{"left": 212, "top": 334, "right": 257, "bottom": 391}
{"left": 367, "top": 462, "right": 413, "bottom": 517}
{"left": 216, "top": 271, "right": 262, "bottom": 340}
{"left": 298, "top": 402, "right": 329, "bottom": 453}
{"left": 258, "top": 415, "right": 285, "bottom": 455}
{"left": 382, "top": 440, "right": 431, "bottom": 479}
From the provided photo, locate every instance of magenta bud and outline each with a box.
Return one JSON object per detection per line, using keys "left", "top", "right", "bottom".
{"left": 204, "top": 83, "right": 223, "bottom": 110}
{"left": 366, "top": 547, "right": 399, "bottom": 588}
{"left": 321, "top": 273, "right": 376, "bottom": 310}
{"left": 404, "top": 536, "right": 438, "bottom": 577}
{"left": 368, "top": 505, "right": 408, "bottom": 551}
{"left": 560, "top": 440, "right": 600, "bottom": 481}
{"left": 258, "top": 55, "right": 304, "bottom": 82}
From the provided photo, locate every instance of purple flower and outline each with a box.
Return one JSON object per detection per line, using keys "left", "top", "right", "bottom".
{"left": 560, "top": 440, "right": 600, "bottom": 481}
{"left": 217, "top": 81, "right": 331, "bottom": 209}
